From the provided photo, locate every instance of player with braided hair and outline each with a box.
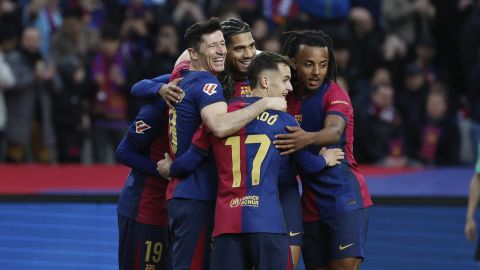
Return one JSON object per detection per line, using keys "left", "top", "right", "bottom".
{"left": 131, "top": 19, "right": 309, "bottom": 270}
{"left": 274, "top": 29, "right": 373, "bottom": 270}
{"left": 131, "top": 18, "right": 257, "bottom": 102}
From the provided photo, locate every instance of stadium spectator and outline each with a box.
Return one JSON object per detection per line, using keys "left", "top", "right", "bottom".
{"left": 0, "top": 22, "right": 16, "bottom": 161}
{"left": 354, "top": 83, "right": 407, "bottom": 166}
{"left": 381, "top": 0, "right": 436, "bottom": 47}
{"left": 397, "top": 62, "right": 429, "bottom": 162}
{"left": 50, "top": 7, "right": 91, "bottom": 163}
{"left": 418, "top": 83, "right": 460, "bottom": 166}
{"left": 4, "top": 27, "right": 60, "bottom": 163}
{"left": 22, "top": 0, "right": 63, "bottom": 58}
{"left": 90, "top": 24, "right": 128, "bottom": 163}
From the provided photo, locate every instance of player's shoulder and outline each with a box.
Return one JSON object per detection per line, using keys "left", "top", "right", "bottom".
{"left": 187, "top": 71, "right": 220, "bottom": 83}
{"left": 263, "top": 109, "right": 297, "bottom": 126}
{"left": 182, "top": 71, "right": 222, "bottom": 95}
{"left": 325, "top": 81, "right": 352, "bottom": 105}
{"left": 326, "top": 81, "right": 350, "bottom": 99}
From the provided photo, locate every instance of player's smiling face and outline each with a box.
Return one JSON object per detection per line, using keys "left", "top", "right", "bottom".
{"left": 266, "top": 63, "right": 293, "bottom": 98}
{"left": 293, "top": 45, "right": 329, "bottom": 91}
{"left": 227, "top": 32, "right": 256, "bottom": 77}
{"left": 198, "top": 30, "right": 227, "bottom": 75}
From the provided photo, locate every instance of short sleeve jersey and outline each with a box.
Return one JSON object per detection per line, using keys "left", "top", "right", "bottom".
{"left": 191, "top": 97, "right": 327, "bottom": 236}
{"left": 166, "top": 70, "right": 226, "bottom": 201}
{"left": 300, "top": 81, "right": 373, "bottom": 221}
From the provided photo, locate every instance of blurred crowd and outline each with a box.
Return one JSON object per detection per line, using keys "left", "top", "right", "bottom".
{"left": 0, "top": 0, "right": 479, "bottom": 167}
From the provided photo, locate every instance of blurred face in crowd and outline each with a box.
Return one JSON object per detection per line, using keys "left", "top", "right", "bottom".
{"left": 333, "top": 47, "right": 349, "bottom": 69}
{"left": 227, "top": 31, "right": 256, "bottom": 77}
{"left": 21, "top": 27, "right": 41, "bottom": 53}
{"left": 62, "top": 16, "right": 83, "bottom": 38}
{"left": 191, "top": 30, "right": 226, "bottom": 75}
{"left": 156, "top": 24, "right": 179, "bottom": 54}
{"left": 372, "top": 84, "right": 394, "bottom": 109}
{"left": 426, "top": 92, "right": 447, "bottom": 119}
{"left": 293, "top": 45, "right": 329, "bottom": 91}
{"left": 405, "top": 73, "right": 424, "bottom": 91}
{"left": 101, "top": 38, "right": 119, "bottom": 58}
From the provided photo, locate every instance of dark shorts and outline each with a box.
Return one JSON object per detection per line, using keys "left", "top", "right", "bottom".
{"left": 279, "top": 183, "right": 303, "bottom": 246}
{"left": 210, "top": 233, "right": 293, "bottom": 270}
{"left": 303, "top": 207, "right": 370, "bottom": 268}
{"left": 118, "top": 214, "right": 171, "bottom": 270}
{"left": 167, "top": 198, "right": 214, "bottom": 270}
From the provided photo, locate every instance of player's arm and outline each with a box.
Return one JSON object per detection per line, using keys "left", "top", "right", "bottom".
{"left": 466, "top": 172, "right": 480, "bottom": 241}
{"left": 131, "top": 74, "right": 170, "bottom": 98}
{"left": 292, "top": 147, "right": 344, "bottom": 174}
{"left": 274, "top": 114, "right": 345, "bottom": 155}
{"left": 157, "top": 124, "right": 211, "bottom": 178}
{"left": 116, "top": 136, "right": 161, "bottom": 177}
{"left": 201, "top": 98, "right": 287, "bottom": 138}
{"left": 158, "top": 146, "right": 209, "bottom": 178}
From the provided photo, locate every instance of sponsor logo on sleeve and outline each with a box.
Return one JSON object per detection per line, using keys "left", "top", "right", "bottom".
{"left": 135, "top": 120, "right": 151, "bottom": 134}
{"left": 330, "top": 100, "right": 349, "bottom": 106}
{"left": 203, "top": 83, "right": 218, "bottom": 95}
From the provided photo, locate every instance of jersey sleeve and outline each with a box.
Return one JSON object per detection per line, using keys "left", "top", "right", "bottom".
{"left": 324, "top": 84, "right": 352, "bottom": 124}
{"left": 130, "top": 74, "right": 170, "bottom": 98}
{"left": 170, "top": 123, "right": 211, "bottom": 177}
{"left": 115, "top": 101, "right": 167, "bottom": 177}
{"left": 116, "top": 136, "right": 161, "bottom": 177}
{"left": 170, "top": 60, "right": 191, "bottom": 81}
{"left": 282, "top": 114, "right": 328, "bottom": 174}
{"left": 169, "top": 145, "right": 209, "bottom": 178}
{"left": 195, "top": 74, "right": 225, "bottom": 111}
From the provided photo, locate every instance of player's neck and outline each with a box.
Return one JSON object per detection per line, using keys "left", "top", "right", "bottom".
{"left": 190, "top": 60, "right": 220, "bottom": 75}
{"left": 250, "top": 88, "right": 267, "bottom": 98}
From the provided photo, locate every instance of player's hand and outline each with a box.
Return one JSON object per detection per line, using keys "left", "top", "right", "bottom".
{"left": 159, "top": 78, "right": 184, "bottom": 109}
{"left": 157, "top": 153, "right": 172, "bottom": 179}
{"left": 264, "top": 97, "right": 287, "bottom": 112}
{"left": 465, "top": 218, "right": 476, "bottom": 241}
{"left": 274, "top": 126, "right": 312, "bottom": 155}
{"left": 321, "top": 147, "right": 344, "bottom": 166}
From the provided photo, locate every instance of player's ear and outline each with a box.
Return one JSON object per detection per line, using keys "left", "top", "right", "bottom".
{"left": 260, "top": 75, "right": 269, "bottom": 89}
{"left": 188, "top": 48, "right": 198, "bottom": 60}
{"left": 290, "top": 57, "right": 297, "bottom": 70}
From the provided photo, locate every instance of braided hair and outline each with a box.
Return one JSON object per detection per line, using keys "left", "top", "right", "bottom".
{"left": 219, "top": 18, "right": 252, "bottom": 100}
{"left": 281, "top": 30, "right": 337, "bottom": 84}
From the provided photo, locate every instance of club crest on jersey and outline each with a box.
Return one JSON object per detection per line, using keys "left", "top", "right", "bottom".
{"left": 203, "top": 83, "right": 218, "bottom": 95}
{"left": 135, "top": 120, "right": 151, "bottom": 134}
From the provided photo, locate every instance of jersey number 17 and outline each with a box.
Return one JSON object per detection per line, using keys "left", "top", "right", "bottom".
{"left": 225, "top": 134, "right": 270, "bottom": 188}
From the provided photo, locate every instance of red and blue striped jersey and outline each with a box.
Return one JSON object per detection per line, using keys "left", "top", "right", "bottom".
{"left": 233, "top": 80, "right": 252, "bottom": 97}
{"left": 166, "top": 70, "right": 225, "bottom": 201}
{"left": 299, "top": 81, "right": 373, "bottom": 221}
{"left": 116, "top": 98, "right": 170, "bottom": 226}
{"left": 179, "top": 97, "right": 329, "bottom": 236}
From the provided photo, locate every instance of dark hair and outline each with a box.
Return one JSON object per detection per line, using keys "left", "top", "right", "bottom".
{"left": 62, "top": 7, "right": 83, "bottom": 20}
{"left": 0, "top": 22, "right": 17, "bottom": 44}
{"left": 218, "top": 18, "right": 252, "bottom": 100}
{"left": 247, "top": 52, "right": 291, "bottom": 89}
{"left": 101, "top": 24, "right": 120, "bottom": 41}
{"left": 221, "top": 18, "right": 251, "bottom": 46}
{"left": 184, "top": 17, "right": 222, "bottom": 51}
{"left": 281, "top": 30, "right": 337, "bottom": 82}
